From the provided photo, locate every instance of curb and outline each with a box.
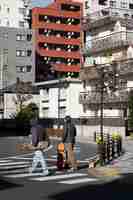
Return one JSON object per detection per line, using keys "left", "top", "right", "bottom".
{"left": 88, "top": 167, "right": 121, "bottom": 180}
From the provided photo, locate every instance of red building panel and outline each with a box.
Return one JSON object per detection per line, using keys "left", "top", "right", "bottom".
{"left": 37, "top": 35, "right": 81, "bottom": 46}
{"left": 32, "top": 0, "right": 83, "bottom": 82}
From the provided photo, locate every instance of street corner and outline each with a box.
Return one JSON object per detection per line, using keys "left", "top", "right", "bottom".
{"left": 88, "top": 166, "right": 121, "bottom": 180}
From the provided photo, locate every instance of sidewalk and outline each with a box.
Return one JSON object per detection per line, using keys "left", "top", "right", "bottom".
{"left": 88, "top": 138, "right": 133, "bottom": 180}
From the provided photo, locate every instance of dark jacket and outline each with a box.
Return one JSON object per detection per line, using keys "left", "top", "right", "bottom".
{"left": 63, "top": 122, "right": 76, "bottom": 144}
{"left": 30, "top": 119, "right": 46, "bottom": 147}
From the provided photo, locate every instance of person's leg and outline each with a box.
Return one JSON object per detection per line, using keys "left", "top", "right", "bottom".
{"left": 30, "top": 150, "right": 40, "bottom": 173}
{"left": 67, "top": 143, "right": 77, "bottom": 170}
{"left": 39, "top": 151, "right": 49, "bottom": 175}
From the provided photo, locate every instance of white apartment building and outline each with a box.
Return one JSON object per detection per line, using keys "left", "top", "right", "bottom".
{"left": 80, "top": 0, "right": 133, "bottom": 140}
{"left": 84, "top": 0, "right": 133, "bottom": 15}
{"left": 35, "top": 78, "right": 93, "bottom": 139}
{"left": 35, "top": 78, "right": 83, "bottom": 119}
{"left": 0, "top": 0, "right": 31, "bottom": 28}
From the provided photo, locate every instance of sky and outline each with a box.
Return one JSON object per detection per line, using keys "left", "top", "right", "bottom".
{"left": 32, "top": 0, "right": 84, "bottom": 8}
{"left": 32, "top": 0, "right": 53, "bottom": 7}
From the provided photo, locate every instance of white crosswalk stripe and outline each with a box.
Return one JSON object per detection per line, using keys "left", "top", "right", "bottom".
{"left": 59, "top": 177, "right": 98, "bottom": 184}
{"left": 0, "top": 157, "right": 99, "bottom": 185}
{"left": 0, "top": 160, "right": 13, "bottom": 163}
{"left": 30, "top": 173, "right": 87, "bottom": 181}
{"left": 0, "top": 164, "right": 30, "bottom": 170}
{"left": 0, "top": 161, "right": 30, "bottom": 166}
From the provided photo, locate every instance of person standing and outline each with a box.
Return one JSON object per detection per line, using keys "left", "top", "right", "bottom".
{"left": 63, "top": 116, "right": 77, "bottom": 172}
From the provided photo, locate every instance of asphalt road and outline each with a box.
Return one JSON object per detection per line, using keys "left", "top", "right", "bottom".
{"left": 0, "top": 136, "right": 97, "bottom": 159}
{"left": 0, "top": 136, "right": 98, "bottom": 200}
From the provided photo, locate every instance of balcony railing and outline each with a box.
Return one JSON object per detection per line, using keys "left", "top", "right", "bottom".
{"left": 79, "top": 90, "right": 128, "bottom": 107}
{"left": 86, "top": 7, "right": 133, "bottom": 23}
{"left": 80, "top": 58, "right": 133, "bottom": 81}
{"left": 84, "top": 31, "right": 133, "bottom": 54}
{"left": 118, "top": 58, "right": 133, "bottom": 75}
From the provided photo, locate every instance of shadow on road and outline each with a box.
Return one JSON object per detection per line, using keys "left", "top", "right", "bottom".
{"left": 0, "top": 177, "right": 22, "bottom": 191}
{"left": 49, "top": 173, "right": 133, "bottom": 200}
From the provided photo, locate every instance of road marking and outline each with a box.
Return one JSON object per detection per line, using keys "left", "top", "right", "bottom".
{"left": 51, "top": 155, "right": 57, "bottom": 158}
{"left": 30, "top": 173, "right": 87, "bottom": 181}
{"left": 10, "top": 157, "right": 33, "bottom": 160}
{"left": 0, "top": 169, "right": 27, "bottom": 174}
{"left": 0, "top": 160, "right": 13, "bottom": 163}
{"left": 2, "top": 152, "right": 34, "bottom": 159}
{"left": 3, "top": 165, "right": 57, "bottom": 178}
{"left": 0, "top": 161, "right": 30, "bottom": 166}
{"left": 0, "top": 164, "right": 29, "bottom": 170}
{"left": 4, "top": 172, "right": 48, "bottom": 178}
{"left": 58, "top": 177, "right": 98, "bottom": 184}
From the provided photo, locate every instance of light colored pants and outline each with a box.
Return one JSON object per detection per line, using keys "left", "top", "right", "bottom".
{"left": 65, "top": 143, "right": 77, "bottom": 170}
{"left": 31, "top": 150, "right": 48, "bottom": 175}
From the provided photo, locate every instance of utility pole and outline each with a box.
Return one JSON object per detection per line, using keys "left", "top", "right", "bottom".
{"left": 100, "top": 69, "right": 104, "bottom": 142}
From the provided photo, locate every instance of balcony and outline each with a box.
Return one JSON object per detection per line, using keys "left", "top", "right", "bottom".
{"left": 84, "top": 31, "right": 133, "bottom": 54}
{"left": 80, "top": 58, "right": 133, "bottom": 81}
{"left": 32, "top": 21, "right": 81, "bottom": 33}
{"left": 86, "top": 7, "right": 133, "bottom": 23}
{"left": 54, "top": 63, "right": 80, "bottom": 72}
{"left": 38, "top": 48, "right": 81, "bottom": 59}
{"left": 118, "top": 58, "right": 133, "bottom": 76}
{"left": 37, "top": 35, "right": 81, "bottom": 46}
{"left": 79, "top": 90, "right": 128, "bottom": 108}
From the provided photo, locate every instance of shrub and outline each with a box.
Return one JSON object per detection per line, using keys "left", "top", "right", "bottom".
{"left": 13, "top": 103, "right": 38, "bottom": 121}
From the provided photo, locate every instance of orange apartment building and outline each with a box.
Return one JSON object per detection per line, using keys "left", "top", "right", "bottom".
{"left": 32, "top": 0, "right": 83, "bottom": 82}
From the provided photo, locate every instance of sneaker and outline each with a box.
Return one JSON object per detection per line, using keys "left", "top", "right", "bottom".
{"left": 67, "top": 168, "right": 77, "bottom": 173}
{"left": 42, "top": 170, "right": 49, "bottom": 176}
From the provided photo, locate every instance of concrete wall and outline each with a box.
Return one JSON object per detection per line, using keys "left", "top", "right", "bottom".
{"left": 76, "top": 124, "right": 126, "bottom": 141}
{"left": 0, "top": 27, "right": 33, "bottom": 88}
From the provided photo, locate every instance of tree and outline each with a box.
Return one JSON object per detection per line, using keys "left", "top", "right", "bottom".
{"left": 128, "top": 90, "right": 133, "bottom": 129}
{"left": 13, "top": 78, "right": 33, "bottom": 112}
{"left": 13, "top": 103, "right": 38, "bottom": 121}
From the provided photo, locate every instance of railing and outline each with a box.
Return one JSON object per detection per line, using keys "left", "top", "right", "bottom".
{"left": 80, "top": 58, "right": 133, "bottom": 81}
{"left": 118, "top": 58, "right": 133, "bottom": 75}
{"left": 84, "top": 31, "right": 133, "bottom": 54}
{"left": 86, "top": 7, "right": 133, "bottom": 22}
{"left": 79, "top": 90, "right": 128, "bottom": 105}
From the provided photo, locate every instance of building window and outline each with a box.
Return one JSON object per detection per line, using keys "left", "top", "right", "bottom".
{"left": 129, "top": 3, "right": 133, "bottom": 9}
{"left": 7, "top": 7, "right": 10, "bottom": 13}
{"left": 59, "top": 107, "right": 66, "bottom": 118}
{"left": 19, "top": 7, "right": 25, "bottom": 15}
{"left": 99, "top": 0, "right": 107, "bottom": 6}
{"left": 3, "top": 49, "right": 8, "bottom": 66}
{"left": 120, "top": 1, "right": 127, "bottom": 8}
{"left": 16, "top": 50, "right": 26, "bottom": 57}
{"left": 3, "top": 32, "right": 8, "bottom": 39}
{"left": 27, "top": 34, "right": 32, "bottom": 41}
{"left": 6, "top": 20, "right": 9, "bottom": 26}
{"left": 19, "top": 21, "right": 25, "bottom": 28}
{"left": 85, "top": 1, "right": 89, "bottom": 9}
{"left": 42, "top": 107, "right": 49, "bottom": 118}
{"left": 16, "top": 34, "right": 26, "bottom": 41}
{"left": 110, "top": 0, "right": 116, "bottom": 8}
{"left": 26, "top": 65, "right": 32, "bottom": 72}
{"left": 16, "top": 66, "right": 26, "bottom": 73}
{"left": 27, "top": 50, "right": 32, "bottom": 56}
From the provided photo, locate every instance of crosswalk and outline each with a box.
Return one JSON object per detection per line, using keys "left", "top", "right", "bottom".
{"left": 0, "top": 155, "right": 99, "bottom": 185}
